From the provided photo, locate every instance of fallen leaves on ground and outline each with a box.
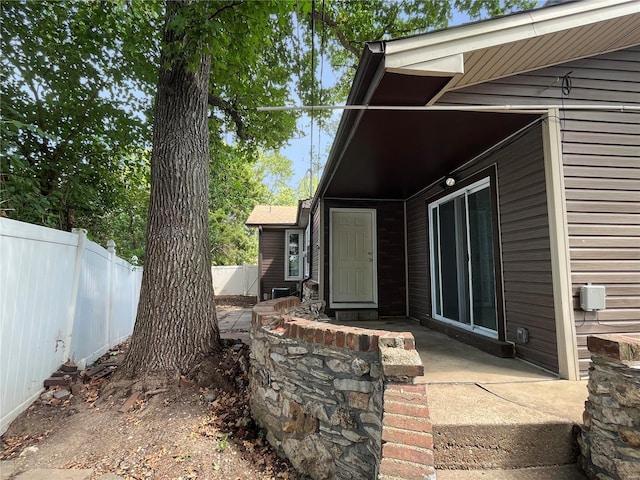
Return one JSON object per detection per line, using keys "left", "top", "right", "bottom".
{"left": 1, "top": 329, "right": 302, "bottom": 479}
{"left": 0, "top": 430, "right": 52, "bottom": 460}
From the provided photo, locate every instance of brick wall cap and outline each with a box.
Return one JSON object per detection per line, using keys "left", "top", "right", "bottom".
{"left": 588, "top": 335, "right": 640, "bottom": 362}
{"left": 380, "top": 346, "right": 424, "bottom": 379}
{"left": 252, "top": 299, "right": 423, "bottom": 355}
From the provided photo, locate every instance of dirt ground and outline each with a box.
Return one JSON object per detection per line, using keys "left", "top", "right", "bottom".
{"left": 1, "top": 296, "right": 304, "bottom": 480}
{"left": 214, "top": 295, "right": 257, "bottom": 311}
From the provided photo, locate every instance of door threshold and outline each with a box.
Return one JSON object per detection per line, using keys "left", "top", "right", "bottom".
{"left": 421, "top": 316, "right": 514, "bottom": 358}
{"left": 335, "top": 309, "right": 379, "bottom": 321}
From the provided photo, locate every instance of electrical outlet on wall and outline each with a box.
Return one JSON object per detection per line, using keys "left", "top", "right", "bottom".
{"left": 516, "top": 327, "right": 529, "bottom": 344}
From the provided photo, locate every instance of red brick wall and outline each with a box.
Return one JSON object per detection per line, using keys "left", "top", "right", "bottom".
{"left": 381, "top": 383, "right": 435, "bottom": 480}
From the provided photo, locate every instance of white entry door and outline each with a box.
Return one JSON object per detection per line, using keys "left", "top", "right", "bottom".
{"left": 330, "top": 209, "right": 377, "bottom": 307}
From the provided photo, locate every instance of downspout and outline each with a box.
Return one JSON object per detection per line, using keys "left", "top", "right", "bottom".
{"left": 300, "top": 276, "right": 313, "bottom": 300}
{"left": 300, "top": 247, "right": 313, "bottom": 301}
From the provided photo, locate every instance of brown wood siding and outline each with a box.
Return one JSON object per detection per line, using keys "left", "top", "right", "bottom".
{"left": 406, "top": 126, "right": 559, "bottom": 372}
{"left": 322, "top": 200, "right": 406, "bottom": 317}
{"left": 498, "top": 130, "right": 558, "bottom": 372}
{"left": 259, "top": 228, "right": 298, "bottom": 300}
{"left": 406, "top": 199, "right": 429, "bottom": 320}
{"left": 440, "top": 45, "right": 640, "bottom": 376}
{"left": 560, "top": 48, "right": 640, "bottom": 376}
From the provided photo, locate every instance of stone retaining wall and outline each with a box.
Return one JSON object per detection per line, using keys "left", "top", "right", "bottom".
{"left": 579, "top": 334, "right": 640, "bottom": 480}
{"left": 250, "top": 297, "right": 434, "bottom": 480}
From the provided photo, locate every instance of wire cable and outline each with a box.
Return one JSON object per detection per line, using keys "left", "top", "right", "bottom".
{"left": 309, "top": 0, "right": 315, "bottom": 198}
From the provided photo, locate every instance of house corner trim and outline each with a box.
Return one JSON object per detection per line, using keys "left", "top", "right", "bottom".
{"left": 542, "top": 108, "right": 579, "bottom": 380}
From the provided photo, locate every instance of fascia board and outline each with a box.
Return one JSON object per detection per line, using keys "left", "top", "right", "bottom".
{"left": 384, "top": 0, "right": 638, "bottom": 70}
{"left": 314, "top": 45, "right": 385, "bottom": 203}
{"left": 386, "top": 53, "right": 464, "bottom": 76}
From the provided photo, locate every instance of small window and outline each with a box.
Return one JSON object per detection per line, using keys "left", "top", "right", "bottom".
{"left": 285, "top": 229, "right": 303, "bottom": 281}
{"left": 303, "top": 223, "right": 311, "bottom": 278}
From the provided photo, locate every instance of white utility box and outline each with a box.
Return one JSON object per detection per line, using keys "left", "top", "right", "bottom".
{"left": 580, "top": 284, "right": 606, "bottom": 311}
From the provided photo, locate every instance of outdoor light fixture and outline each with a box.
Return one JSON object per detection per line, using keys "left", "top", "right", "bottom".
{"left": 444, "top": 175, "right": 457, "bottom": 187}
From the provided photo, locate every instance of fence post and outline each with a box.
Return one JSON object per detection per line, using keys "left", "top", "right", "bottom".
{"left": 106, "top": 240, "right": 116, "bottom": 349}
{"left": 243, "top": 262, "right": 248, "bottom": 296}
{"left": 63, "top": 228, "right": 87, "bottom": 363}
{"left": 132, "top": 264, "right": 141, "bottom": 332}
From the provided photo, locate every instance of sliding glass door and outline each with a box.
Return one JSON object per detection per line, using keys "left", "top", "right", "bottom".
{"left": 429, "top": 178, "right": 498, "bottom": 337}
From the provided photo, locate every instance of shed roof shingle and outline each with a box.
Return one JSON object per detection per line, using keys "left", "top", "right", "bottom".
{"left": 246, "top": 205, "right": 298, "bottom": 226}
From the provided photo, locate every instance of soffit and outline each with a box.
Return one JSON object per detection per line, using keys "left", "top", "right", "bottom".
{"left": 316, "top": 1, "right": 639, "bottom": 202}
{"left": 448, "top": 14, "right": 640, "bottom": 92}
{"left": 322, "top": 110, "right": 540, "bottom": 200}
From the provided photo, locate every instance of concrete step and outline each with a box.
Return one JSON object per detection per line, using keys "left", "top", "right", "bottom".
{"left": 429, "top": 384, "right": 580, "bottom": 469}
{"left": 437, "top": 464, "right": 587, "bottom": 479}
{"left": 434, "top": 422, "right": 577, "bottom": 469}
{"left": 335, "top": 309, "right": 378, "bottom": 321}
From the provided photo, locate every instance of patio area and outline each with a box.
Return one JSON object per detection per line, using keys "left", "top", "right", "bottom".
{"left": 334, "top": 316, "right": 589, "bottom": 479}
{"left": 340, "top": 317, "right": 588, "bottom": 420}
{"left": 227, "top": 307, "right": 590, "bottom": 478}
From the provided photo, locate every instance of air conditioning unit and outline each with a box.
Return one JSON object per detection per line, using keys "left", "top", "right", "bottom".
{"left": 271, "top": 287, "right": 291, "bottom": 299}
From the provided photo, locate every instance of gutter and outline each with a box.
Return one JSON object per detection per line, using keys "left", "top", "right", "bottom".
{"left": 311, "top": 41, "right": 386, "bottom": 210}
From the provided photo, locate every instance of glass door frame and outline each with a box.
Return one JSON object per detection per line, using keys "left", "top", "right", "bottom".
{"left": 428, "top": 175, "right": 504, "bottom": 340}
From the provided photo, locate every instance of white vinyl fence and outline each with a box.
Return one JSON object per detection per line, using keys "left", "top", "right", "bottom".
{"left": 211, "top": 264, "right": 258, "bottom": 296}
{"left": 0, "top": 218, "right": 142, "bottom": 434}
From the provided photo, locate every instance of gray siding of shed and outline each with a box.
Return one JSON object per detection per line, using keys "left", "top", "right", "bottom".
{"left": 439, "top": 45, "right": 640, "bottom": 375}
{"left": 258, "top": 228, "right": 299, "bottom": 300}
{"left": 407, "top": 125, "right": 558, "bottom": 371}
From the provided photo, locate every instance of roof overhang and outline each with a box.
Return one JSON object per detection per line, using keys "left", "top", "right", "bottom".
{"left": 315, "top": 0, "right": 640, "bottom": 202}
{"left": 296, "top": 198, "right": 312, "bottom": 228}
{"left": 384, "top": 0, "right": 640, "bottom": 91}
{"left": 322, "top": 110, "right": 541, "bottom": 199}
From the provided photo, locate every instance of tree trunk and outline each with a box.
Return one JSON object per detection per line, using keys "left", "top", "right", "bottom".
{"left": 119, "top": 0, "right": 220, "bottom": 383}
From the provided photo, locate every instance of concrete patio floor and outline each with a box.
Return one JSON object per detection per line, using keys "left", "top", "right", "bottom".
{"left": 340, "top": 317, "right": 589, "bottom": 425}
{"left": 334, "top": 317, "right": 589, "bottom": 478}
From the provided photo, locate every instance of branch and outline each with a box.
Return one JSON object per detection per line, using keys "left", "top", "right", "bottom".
{"left": 312, "top": 9, "right": 360, "bottom": 57}
{"left": 51, "top": 86, "right": 103, "bottom": 164}
{"left": 208, "top": 1, "right": 244, "bottom": 21}
{"left": 207, "top": 93, "right": 248, "bottom": 141}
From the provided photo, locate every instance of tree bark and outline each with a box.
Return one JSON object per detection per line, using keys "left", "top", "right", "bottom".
{"left": 119, "top": 0, "right": 220, "bottom": 383}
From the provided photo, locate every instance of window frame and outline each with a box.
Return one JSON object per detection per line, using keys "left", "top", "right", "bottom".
{"left": 284, "top": 228, "right": 304, "bottom": 281}
{"left": 428, "top": 176, "right": 499, "bottom": 339}
{"left": 303, "top": 223, "right": 311, "bottom": 278}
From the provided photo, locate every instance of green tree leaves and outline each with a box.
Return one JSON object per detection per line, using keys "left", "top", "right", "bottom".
{"left": 1, "top": 0, "right": 536, "bottom": 265}
{"left": 1, "top": 0, "right": 154, "bottom": 232}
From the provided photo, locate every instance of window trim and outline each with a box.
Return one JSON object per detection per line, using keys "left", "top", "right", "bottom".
{"left": 284, "top": 228, "right": 304, "bottom": 281}
{"left": 303, "top": 223, "right": 311, "bottom": 278}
